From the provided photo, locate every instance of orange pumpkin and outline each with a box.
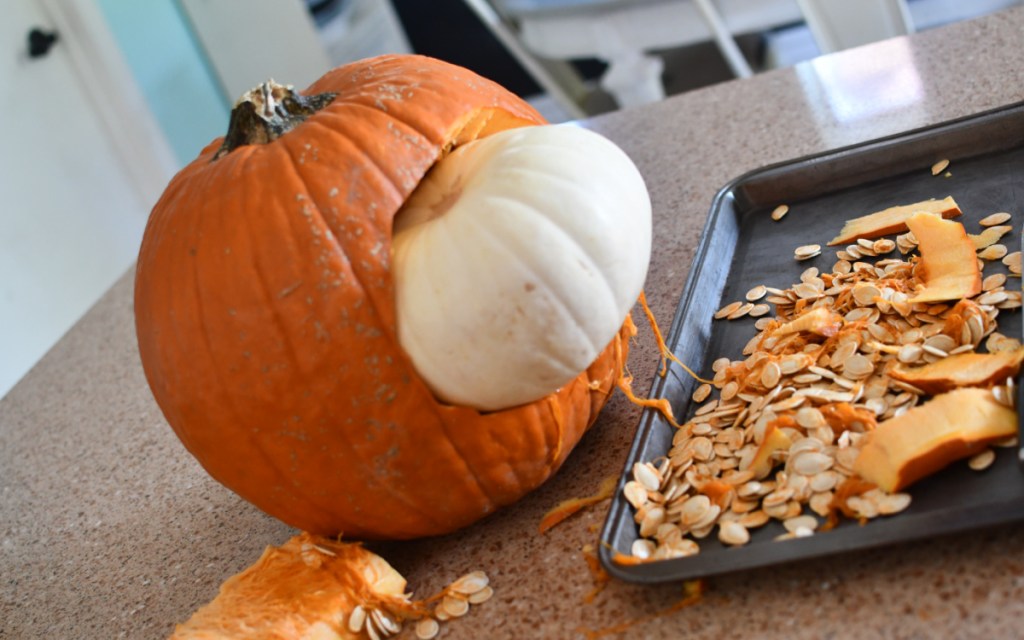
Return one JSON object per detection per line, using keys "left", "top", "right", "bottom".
{"left": 134, "top": 55, "right": 631, "bottom": 539}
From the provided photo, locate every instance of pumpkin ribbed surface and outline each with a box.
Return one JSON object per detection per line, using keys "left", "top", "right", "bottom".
{"left": 134, "top": 54, "right": 631, "bottom": 539}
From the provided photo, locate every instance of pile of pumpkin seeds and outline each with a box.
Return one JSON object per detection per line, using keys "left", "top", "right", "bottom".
{"left": 345, "top": 570, "right": 493, "bottom": 640}
{"left": 624, "top": 209, "right": 1021, "bottom": 562}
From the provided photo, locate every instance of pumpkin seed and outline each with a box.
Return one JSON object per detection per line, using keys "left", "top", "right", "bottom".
{"left": 873, "top": 492, "right": 912, "bottom": 515}
{"left": 739, "top": 509, "right": 770, "bottom": 528}
{"left": 441, "top": 595, "right": 470, "bottom": 618}
{"left": 809, "top": 470, "right": 840, "bottom": 493}
{"left": 714, "top": 301, "right": 743, "bottom": 319}
{"left": 968, "top": 448, "right": 996, "bottom": 471}
{"left": 997, "top": 292, "right": 1023, "bottom": 310}
{"left": 760, "top": 362, "right": 782, "bottom": 388}
{"left": 366, "top": 619, "right": 383, "bottom": 640}
{"left": 872, "top": 238, "right": 896, "bottom": 254}
{"left": 736, "top": 481, "right": 764, "bottom": 498}
{"left": 467, "top": 585, "right": 494, "bottom": 605}
{"left": 692, "top": 383, "right": 712, "bottom": 403}
{"left": 846, "top": 496, "right": 879, "bottom": 519}
{"left": 790, "top": 451, "right": 833, "bottom": 476}
{"left": 992, "top": 383, "right": 1014, "bottom": 409}
{"left": 921, "top": 344, "right": 949, "bottom": 358}
{"left": 679, "top": 495, "right": 713, "bottom": 527}
{"left": 688, "top": 437, "right": 715, "bottom": 461}
{"left": 977, "top": 290, "right": 1009, "bottom": 306}
{"left": 693, "top": 505, "right": 722, "bottom": 530}
{"left": 450, "top": 571, "right": 489, "bottom": 596}
{"left": 979, "top": 212, "right": 1011, "bottom": 226}
{"left": 415, "top": 618, "right": 441, "bottom": 640}
{"left": 623, "top": 481, "right": 648, "bottom": 509}
{"left": 1002, "top": 251, "right": 1022, "bottom": 274}
{"left": 632, "top": 538, "right": 656, "bottom": 559}
{"left": 718, "top": 521, "right": 750, "bottom": 546}
{"left": 842, "top": 354, "right": 875, "bottom": 379}
{"left": 721, "top": 381, "right": 739, "bottom": 402}
{"left": 746, "top": 285, "right": 768, "bottom": 301}
{"left": 762, "top": 487, "right": 794, "bottom": 508}
{"left": 712, "top": 357, "right": 731, "bottom": 372}
{"left": 639, "top": 506, "right": 666, "bottom": 537}
{"left": 979, "top": 244, "right": 1009, "bottom": 261}
{"left": 633, "top": 462, "right": 662, "bottom": 492}
{"left": 728, "top": 302, "right": 755, "bottom": 319}
{"left": 750, "top": 303, "right": 772, "bottom": 317}
{"left": 372, "top": 608, "right": 401, "bottom": 636}
{"left": 809, "top": 492, "right": 833, "bottom": 517}
{"left": 348, "top": 606, "right": 368, "bottom": 634}
{"left": 896, "top": 344, "right": 923, "bottom": 364}
{"left": 794, "top": 244, "right": 822, "bottom": 260}
{"left": 783, "top": 514, "right": 818, "bottom": 533}
{"left": 982, "top": 273, "right": 1007, "bottom": 291}
{"left": 792, "top": 282, "right": 823, "bottom": 299}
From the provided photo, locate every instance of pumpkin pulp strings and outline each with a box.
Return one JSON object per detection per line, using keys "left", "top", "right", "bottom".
{"left": 615, "top": 292, "right": 711, "bottom": 430}
{"left": 535, "top": 293, "right": 703, "bottom": 534}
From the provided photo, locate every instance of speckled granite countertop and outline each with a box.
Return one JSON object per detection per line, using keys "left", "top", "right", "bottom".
{"left": 4, "top": 8, "right": 1024, "bottom": 639}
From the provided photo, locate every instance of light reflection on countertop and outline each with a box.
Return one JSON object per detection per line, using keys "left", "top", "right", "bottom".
{"left": 796, "top": 38, "right": 927, "bottom": 147}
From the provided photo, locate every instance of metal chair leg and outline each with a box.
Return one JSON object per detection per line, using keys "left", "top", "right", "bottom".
{"left": 459, "top": 0, "right": 589, "bottom": 119}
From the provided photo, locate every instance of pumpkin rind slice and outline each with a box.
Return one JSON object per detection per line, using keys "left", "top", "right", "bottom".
{"left": 170, "top": 533, "right": 411, "bottom": 639}
{"left": 853, "top": 388, "right": 1017, "bottom": 492}
{"left": 826, "top": 196, "right": 961, "bottom": 246}
{"left": 888, "top": 348, "right": 1024, "bottom": 395}
{"left": 905, "top": 212, "right": 982, "bottom": 303}
{"left": 134, "top": 55, "right": 631, "bottom": 539}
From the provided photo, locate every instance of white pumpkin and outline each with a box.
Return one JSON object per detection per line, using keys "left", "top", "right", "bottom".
{"left": 392, "top": 124, "right": 652, "bottom": 411}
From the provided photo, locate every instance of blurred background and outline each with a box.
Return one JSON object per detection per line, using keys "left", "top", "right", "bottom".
{"left": 2, "top": 0, "right": 1020, "bottom": 398}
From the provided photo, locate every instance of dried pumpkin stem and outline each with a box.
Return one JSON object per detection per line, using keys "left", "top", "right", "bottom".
{"left": 214, "top": 80, "right": 336, "bottom": 160}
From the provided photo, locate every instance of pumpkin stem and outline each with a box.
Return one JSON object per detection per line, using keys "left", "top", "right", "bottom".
{"left": 213, "top": 80, "right": 336, "bottom": 160}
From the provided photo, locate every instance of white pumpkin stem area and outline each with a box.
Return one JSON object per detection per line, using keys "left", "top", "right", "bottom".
{"left": 392, "top": 124, "right": 653, "bottom": 412}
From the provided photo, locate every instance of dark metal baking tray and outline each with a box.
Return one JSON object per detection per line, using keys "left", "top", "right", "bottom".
{"left": 600, "top": 102, "right": 1024, "bottom": 583}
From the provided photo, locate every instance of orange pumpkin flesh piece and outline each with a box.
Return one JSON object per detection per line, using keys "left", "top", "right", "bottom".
{"left": 170, "top": 533, "right": 411, "bottom": 639}
{"left": 905, "top": 212, "right": 982, "bottom": 304}
{"left": 745, "top": 422, "right": 793, "bottom": 479}
{"left": 888, "top": 348, "right": 1024, "bottom": 395}
{"left": 826, "top": 196, "right": 961, "bottom": 246}
{"left": 853, "top": 388, "right": 1017, "bottom": 493}
{"left": 773, "top": 306, "right": 843, "bottom": 338}
{"left": 134, "top": 55, "right": 631, "bottom": 539}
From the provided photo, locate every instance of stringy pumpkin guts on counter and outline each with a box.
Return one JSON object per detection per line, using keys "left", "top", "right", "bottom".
{"left": 621, "top": 197, "right": 1022, "bottom": 562}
